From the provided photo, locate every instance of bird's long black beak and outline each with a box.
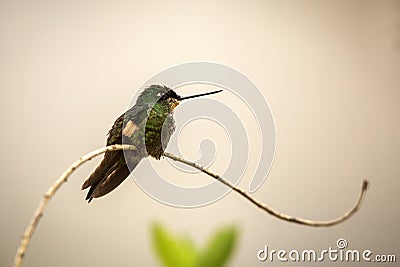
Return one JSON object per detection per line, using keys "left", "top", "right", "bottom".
{"left": 179, "top": 89, "right": 223, "bottom": 100}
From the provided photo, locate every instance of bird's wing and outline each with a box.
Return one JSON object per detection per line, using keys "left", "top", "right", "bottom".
{"left": 81, "top": 113, "right": 125, "bottom": 192}
{"left": 88, "top": 149, "right": 143, "bottom": 200}
{"left": 82, "top": 105, "right": 148, "bottom": 202}
{"left": 87, "top": 158, "right": 130, "bottom": 201}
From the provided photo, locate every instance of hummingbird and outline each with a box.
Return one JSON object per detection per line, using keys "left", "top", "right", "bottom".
{"left": 81, "top": 85, "right": 222, "bottom": 202}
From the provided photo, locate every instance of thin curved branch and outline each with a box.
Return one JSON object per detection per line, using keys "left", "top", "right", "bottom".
{"left": 13, "top": 144, "right": 138, "bottom": 267}
{"left": 164, "top": 152, "right": 369, "bottom": 227}
{"left": 14, "top": 145, "right": 370, "bottom": 267}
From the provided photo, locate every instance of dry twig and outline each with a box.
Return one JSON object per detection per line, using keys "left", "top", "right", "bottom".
{"left": 14, "top": 145, "right": 369, "bottom": 267}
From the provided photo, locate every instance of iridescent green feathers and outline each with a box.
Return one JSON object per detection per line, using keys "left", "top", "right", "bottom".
{"left": 124, "top": 85, "right": 177, "bottom": 159}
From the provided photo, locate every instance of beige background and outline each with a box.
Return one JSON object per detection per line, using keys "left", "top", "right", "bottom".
{"left": 1, "top": 0, "right": 399, "bottom": 266}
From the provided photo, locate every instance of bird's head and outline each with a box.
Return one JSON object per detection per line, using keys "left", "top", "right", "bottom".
{"left": 137, "top": 85, "right": 222, "bottom": 112}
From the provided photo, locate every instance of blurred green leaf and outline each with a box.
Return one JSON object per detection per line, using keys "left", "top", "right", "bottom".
{"left": 151, "top": 223, "right": 198, "bottom": 267}
{"left": 197, "top": 225, "right": 238, "bottom": 267}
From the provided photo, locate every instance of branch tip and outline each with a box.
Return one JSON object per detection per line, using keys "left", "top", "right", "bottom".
{"left": 362, "top": 180, "right": 370, "bottom": 191}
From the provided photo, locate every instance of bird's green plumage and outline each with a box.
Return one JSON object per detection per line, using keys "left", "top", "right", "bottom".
{"left": 124, "top": 85, "right": 176, "bottom": 159}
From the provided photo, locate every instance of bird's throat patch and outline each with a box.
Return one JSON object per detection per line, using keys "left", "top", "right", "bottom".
{"left": 169, "top": 99, "right": 179, "bottom": 111}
